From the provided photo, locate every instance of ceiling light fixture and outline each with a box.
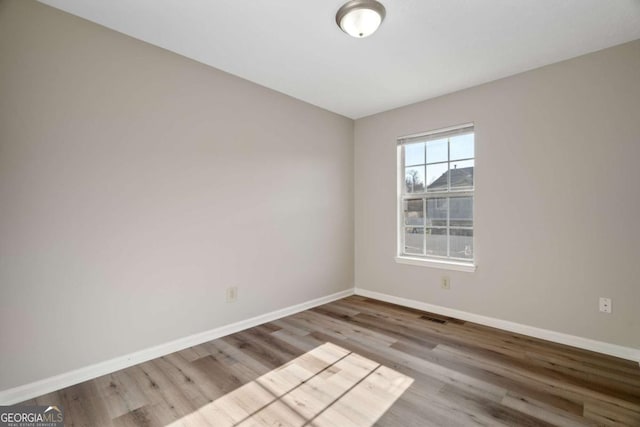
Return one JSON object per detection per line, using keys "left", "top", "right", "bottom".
{"left": 336, "top": 0, "right": 386, "bottom": 38}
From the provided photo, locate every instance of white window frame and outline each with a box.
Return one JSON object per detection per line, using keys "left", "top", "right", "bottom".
{"left": 396, "top": 123, "right": 476, "bottom": 272}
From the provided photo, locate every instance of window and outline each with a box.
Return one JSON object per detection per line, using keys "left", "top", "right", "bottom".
{"left": 397, "top": 124, "right": 475, "bottom": 271}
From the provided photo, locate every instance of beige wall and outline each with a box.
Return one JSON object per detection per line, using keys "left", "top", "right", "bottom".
{"left": 355, "top": 40, "right": 640, "bottom": 349}
{"left": 0, "top": 0, "right": 353, "bottom": 390}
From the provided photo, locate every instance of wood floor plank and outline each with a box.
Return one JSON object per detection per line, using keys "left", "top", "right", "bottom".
{"left": 438, "top": 383, "right": 557, "bottom": 427}
{"left": 92, "top": 371, "right": 148, "bottom": 420}
{"left": 524, "top": 349, "right": 640, "bottom": 388}
{"left": 392, "top": 338, "right": 588, "bottom": 417}
{"left": 269, "top": 327, "right": 321, "bottom": 353}
{"left": 583, "top": 399, "right": 640, "bottom": 426}
{"left": 126, "top": 362, "right": 212, "bottom": 426}
{"left": 191, "top": 354, "right": 246, "bottom": 395}
{"left": 295, "top": 309, "right": 398, "bottom": 348}
{"left": 205, "top": 338, "right": 272, "bottom": 376}
{"left": 433, "top": 343, "right": 640, "bottom": 411}
{"left": 58, "top": 382, "right": 114, "bottom": 427}
{"left": 111, "top": 403, "right": 168, "bottom": 427}
{"left": 21, "top": 295, "right": 640, "bottom": 426}
{"left": 502, "top": 392, "right": 597, "bottom": 427}
{"left": 459, "top": 321, "right": 640, "bottom": 376}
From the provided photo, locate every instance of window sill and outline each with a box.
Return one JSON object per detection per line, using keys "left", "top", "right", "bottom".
{"left": 394, "top": 256, "right": 476, "bottom": 272}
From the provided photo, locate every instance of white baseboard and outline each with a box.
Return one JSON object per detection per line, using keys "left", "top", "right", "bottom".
{"left": 0, "top": 288, "right": 354, "bottom": 405}
{"left": 354, "top": 288, "right": 640, "bottom": 363}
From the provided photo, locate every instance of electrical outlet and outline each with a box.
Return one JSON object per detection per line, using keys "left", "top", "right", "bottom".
{"left": 441, "top": 276, "right": 451, "bottom": 290}
{"left": 226, "top": 286, "right": 238, "bottom": 303}
{"left": 599, "top": 297, "right": 611, "bottom": 314}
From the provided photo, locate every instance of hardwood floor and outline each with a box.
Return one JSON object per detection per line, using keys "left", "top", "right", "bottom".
{"left": 21, "top": 296, "right": 640, "bottom": 426}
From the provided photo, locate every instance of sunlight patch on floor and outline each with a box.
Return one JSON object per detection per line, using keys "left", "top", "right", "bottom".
{"left": 168, "top": 342, "right": 414, "bottom": 426}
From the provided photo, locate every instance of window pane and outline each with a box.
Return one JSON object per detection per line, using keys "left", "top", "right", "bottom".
{"left": 450, "top": 133, "right": 474, "bottom": 160}
{"left": 426, "top": 198, "right": 447, "bottom": 227}
{"left": 449, "top": 160, "right": 474, "bottom": 189}
{"left": 425, "top": 228, "right": 447, "bottom": 257}
{"left": 426, "top": 138, "right": 447, "bottom": 164}
{"left": 425, "top": 163, "right": 448, "bottom": 190}
{"left": 449, "top": 197, "right": 473, "bottom": 227}
{"left": 404, "top": 142, "right": 425, "bottom": 166}
{"left": 403, "top": 199, "right": 424, "bottom": 226}
{"left": 450, "top": 228, "right": 473, "bottom": 259}
{"left": 405, "top": 166, "right": 425, "bottom": 193}
{"left": 404, "top": 227, "right": 424, "bottom": 255}
{"left": 398, "top": 129, "right": 474, "bottom": 264}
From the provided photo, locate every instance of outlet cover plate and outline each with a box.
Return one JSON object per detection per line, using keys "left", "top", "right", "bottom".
{"left": 226, "top": 286, "right": 238, "bottom": 303}
{"left": 599, "top": 297, "right": 611, "bottom": 314}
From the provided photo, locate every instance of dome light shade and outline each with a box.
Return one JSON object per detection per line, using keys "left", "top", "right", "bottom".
{"left": 336, "top": 0, "right": 386, "bottom": 38}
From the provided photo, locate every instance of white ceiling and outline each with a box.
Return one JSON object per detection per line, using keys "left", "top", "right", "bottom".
{"left": 38, "top": 0, "right": 640, "bottom": 119}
